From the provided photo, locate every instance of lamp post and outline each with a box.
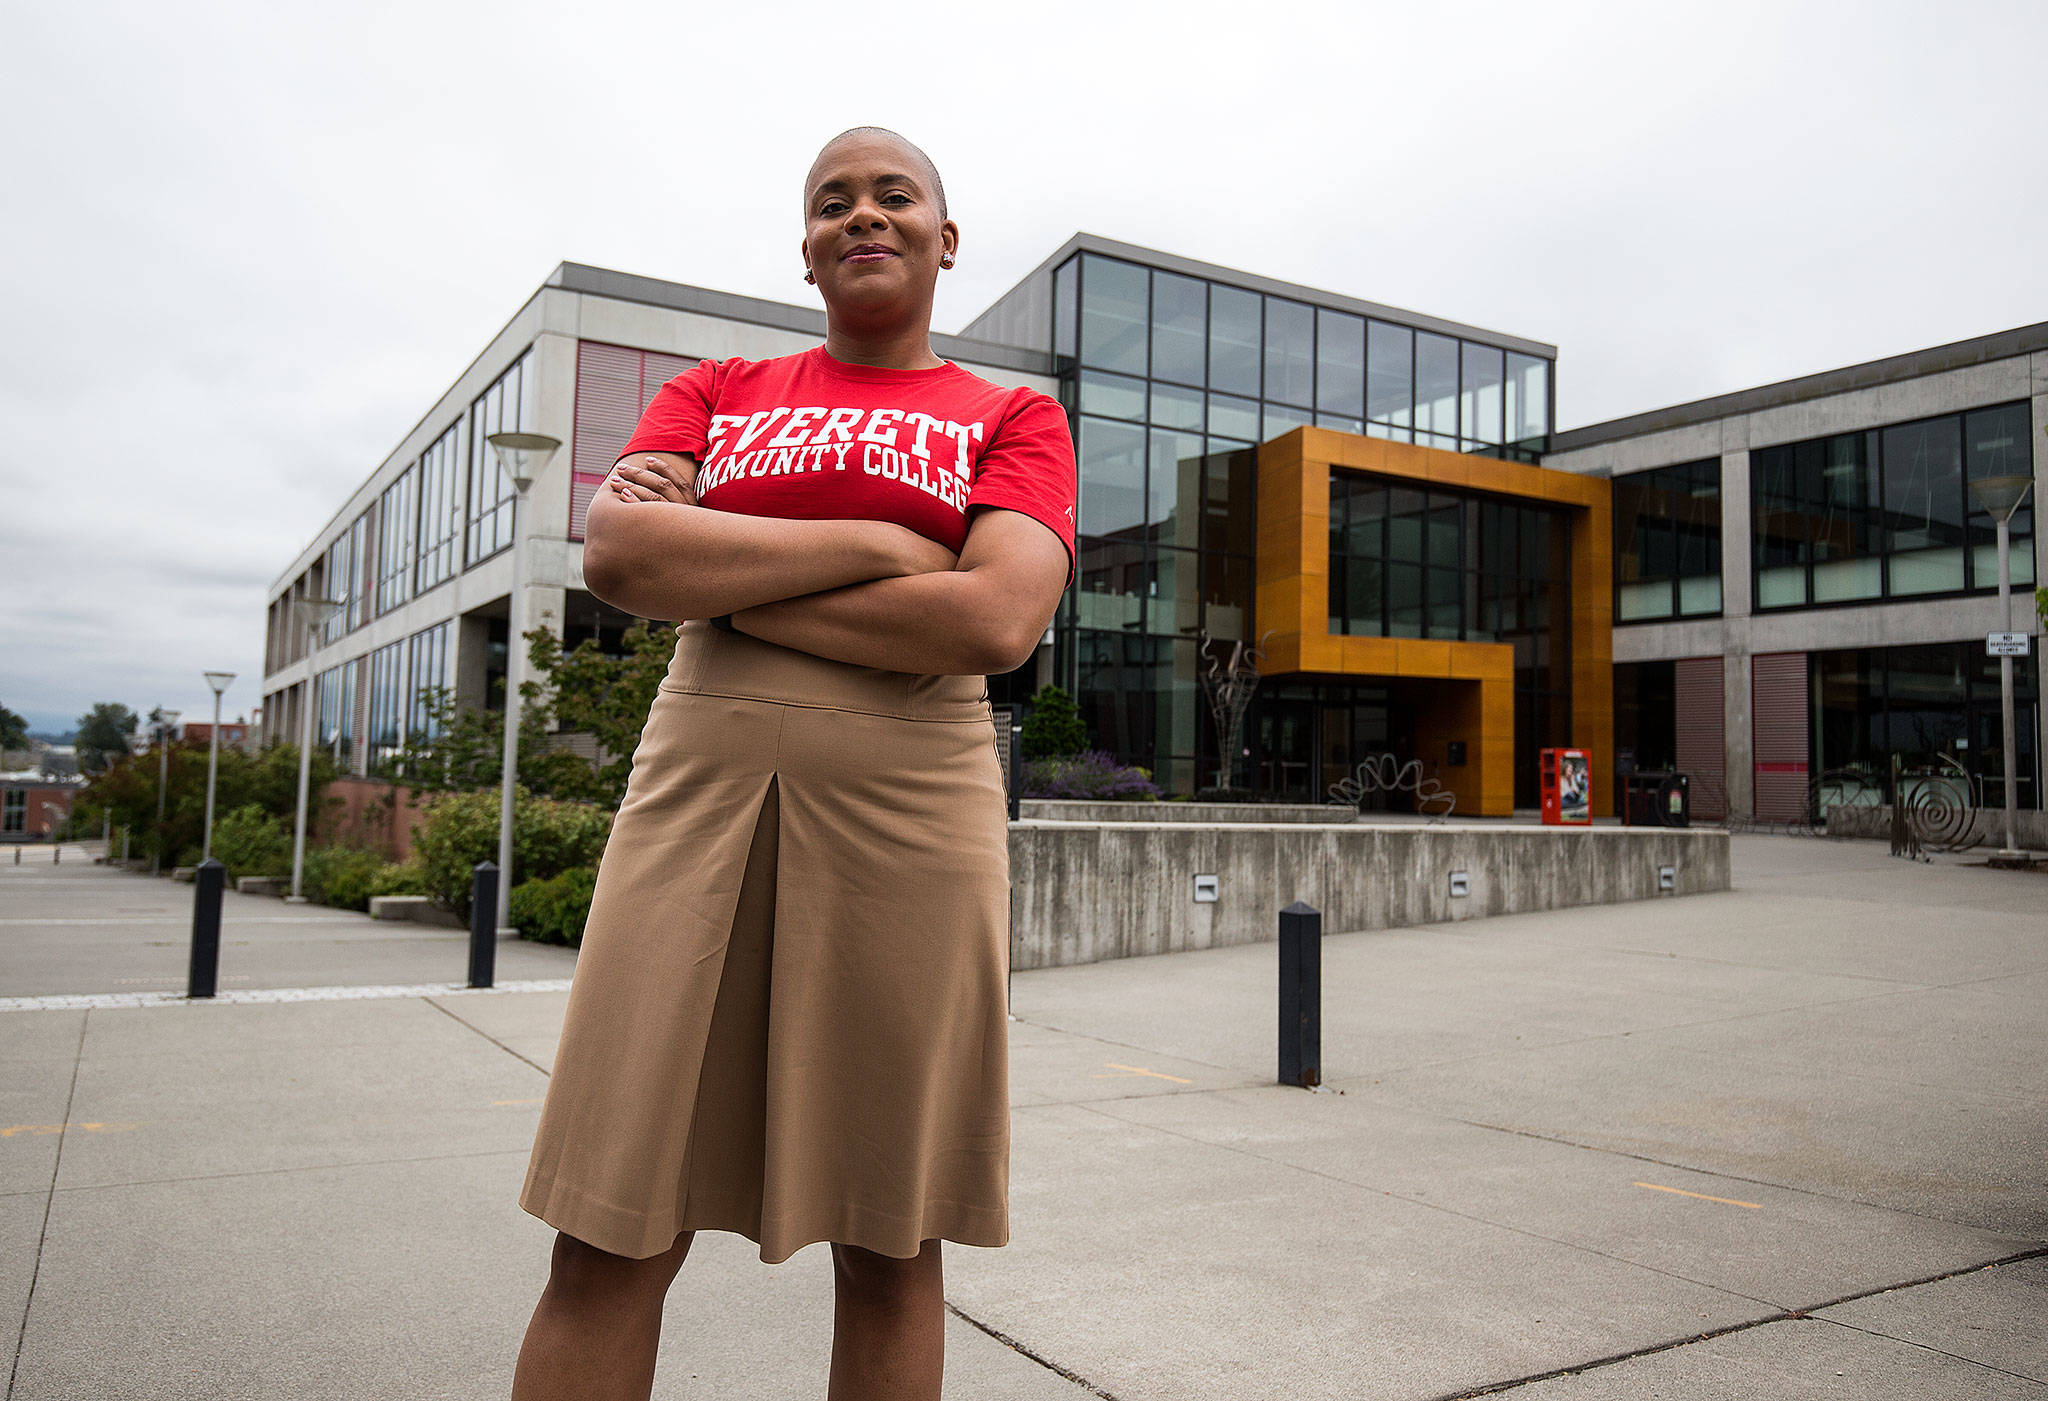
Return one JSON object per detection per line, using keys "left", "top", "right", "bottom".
{"left": 486, "top": 431, "right": 562, "bottom": 935}
{"left": 1967, "top": 471, "right": 2036, "bottom": 861}
{"left": 151, "top": 708, "right": 181, "bottom": 875}
{"left": 288, "top": 598, "right": 343, "bottom": 902}
{"left": 200, "top": 671, "right": 235, "bottom": 863}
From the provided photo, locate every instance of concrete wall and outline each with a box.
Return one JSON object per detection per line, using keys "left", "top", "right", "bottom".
{"left": 1007, "top": 821, "right": 1730, "bottom": 970}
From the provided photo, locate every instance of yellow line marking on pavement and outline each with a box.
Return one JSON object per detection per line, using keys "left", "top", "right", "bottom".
{"left": 1090, "top": 1063, "right": 1194, "bottom": 1084}
{"left": 492, "top": 1098, "right": 546, "bottom": 1106}
{"left": 1, "top": 1122, "right": 140, "bottom": 1138}
{"left": 1634, "top": 1181, "right": 1762, "bottom": 1209}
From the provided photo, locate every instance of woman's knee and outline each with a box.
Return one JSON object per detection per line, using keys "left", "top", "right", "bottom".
{"left": 831, "top": 1239, "right": 941, "bottom": 1297}
{"left": 545, "top": 1229, "right": 692, "bottom": 1304}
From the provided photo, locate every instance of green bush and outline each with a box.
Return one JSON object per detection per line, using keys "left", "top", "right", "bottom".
{"left": 369, "top": 859, "right": 430, "bottom": 898}
{"left": 208, "top": 805, "right": 292, "bottom": 883}
{"left": 510, "top": 866, "right": 600, "bottom": 946}
{"left": 413, "top": 785, "right": 612, "bottom": 919}
{"left": 302, "top": 845, "right": 387, "bottom": 911}
{"left": 1020, "top": 685, "right": 1087, "bottom": 760}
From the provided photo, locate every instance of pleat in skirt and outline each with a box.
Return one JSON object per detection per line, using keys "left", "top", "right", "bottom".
{"left": 518, "top": 618, "right": 1012, "bottom": 1263}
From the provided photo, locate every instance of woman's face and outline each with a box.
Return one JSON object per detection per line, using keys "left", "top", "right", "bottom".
{"left": 801, "top": 132, "right": 957, "bottom": 321}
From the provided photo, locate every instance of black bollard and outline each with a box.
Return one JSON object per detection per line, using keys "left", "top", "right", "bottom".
{"left": 1278, "top": 900, "right": 1322, "bottom": 1088}
{"left": 188, "top": 859, "right": 224, "bottom": 998}
{"left": 53, "top": 842, "right": 59, "bottom": 865}
{"left": 1006, "top": 705, "right": 1024, "bottom": 822}
{"left": 469, "top": 861, "right": 498, "bottom": 990}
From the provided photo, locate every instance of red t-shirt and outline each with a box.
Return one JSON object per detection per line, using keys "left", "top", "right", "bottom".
{"left": 620, "top": 346, "right": 1076, "bottom": 588}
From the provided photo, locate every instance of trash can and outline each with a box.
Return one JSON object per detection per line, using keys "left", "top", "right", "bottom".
{"left": 1623, "top": 772, "right": 1691, "bottom": 828}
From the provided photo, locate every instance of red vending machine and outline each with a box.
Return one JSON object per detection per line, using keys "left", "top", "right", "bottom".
{"left": 1540, "top": 748, "right": 1592, "bottom": 826}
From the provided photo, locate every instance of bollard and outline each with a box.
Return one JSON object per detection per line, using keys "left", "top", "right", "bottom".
{"left": 1278, "top": 900, "right": 1322, "bottom": 1088}
{"left": 469, "top": 861, "right": 499, "bottom": 990}
{"left": 1006, "top": 705, "right": 1023, "bottom": 822}
{"left": 12, "top": 846, "right": 17, "bottom": 865}
{"left": 188, "top": 859, "right": 224, "bottom": 998}
{"left": 53, "top": 842, "right": 59, "bottom": 865}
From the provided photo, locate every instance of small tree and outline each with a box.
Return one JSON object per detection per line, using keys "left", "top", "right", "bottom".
{"left": 0, "top": 704, "right": 27, "bottom": 753}
{"left": 1020, "top": 684, "right": 1087, "bottom": 760}
{"left": 75, "top": 702, "right": 138, "bottom": 775}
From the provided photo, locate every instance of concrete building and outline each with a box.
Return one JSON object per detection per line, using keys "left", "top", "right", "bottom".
{"left": 263, "top": 239, "right": 2039, "bottom": 823}
{"left": 1543, "top": 325, "right": 2044, "bottom": 822}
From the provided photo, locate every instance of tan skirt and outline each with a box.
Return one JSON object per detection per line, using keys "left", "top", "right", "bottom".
{"left": 518, "top": 618, "right": 1012, "bottom": 1263}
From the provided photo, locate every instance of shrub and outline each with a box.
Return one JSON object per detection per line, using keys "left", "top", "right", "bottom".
{"left": 1020, "top": 749, "right": 1161, "bottom": 801}
{"left": 413, "top": 785, "right": 612, "bottom": 919}
{"left": 368, "top": 860, "right": 430, "bottom": 898}
{"left": 510, "top": 866, "right": 600, "bottom": 946}
{"left": 208, "top": 804, "right": 292, "bottom": 883}
{"left": 301, "top": 845, "right": 387, "bottom": 911}
{"left": 1019, "top": 685, "right": 1087, "bottom": 760}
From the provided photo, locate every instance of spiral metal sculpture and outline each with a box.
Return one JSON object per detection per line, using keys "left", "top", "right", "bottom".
{"left": 1324, "top": 753, "right": 1457, "bottom": 820}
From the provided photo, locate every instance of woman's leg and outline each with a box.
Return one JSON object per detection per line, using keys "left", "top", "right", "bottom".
{"left": 827, "top": 1238, "right": 946, "bottom": 1401}
{"left": 511, "top": 1229, "right": 694, "bottom": 1401}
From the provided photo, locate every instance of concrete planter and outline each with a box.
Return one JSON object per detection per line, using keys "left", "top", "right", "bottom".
{"left": 1020, "top": 800, "right": 1358, "bottom": 824}
{"left": 368, "top": 896, "right": 464, "bottom": 929}
{"left": 1007, "top": 820, "right": 1730, "bottom": 970}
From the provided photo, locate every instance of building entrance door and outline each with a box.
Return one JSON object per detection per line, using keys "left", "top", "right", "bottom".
{"left": 1972, "top": 699, "right": 2039, "bottom": 813}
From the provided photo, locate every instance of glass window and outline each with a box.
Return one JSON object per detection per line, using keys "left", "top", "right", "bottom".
{"left": 1387, "top": 486, "right": 1426, "bottom": 562}
{"left": 376, "top": 467, "right": 418, "bottom": 615}
{"left": 1075, "top": 539, "right": 1144, "bottom": 632}
{"left": 1426, "top": 493, "right": 1462, "bottom": 570}
{"left": 1147, "top": 429, "right": 1203, "bottom": 536}
{"left": 1459, "top": 344, "right": 1504, "bottom": 447}
{"left": 1315, "top": 309, "right": 1364, "bottom": 418}
{"left": 1810, "top": 433, "right": 1882, "bottom": 603}
{"left": 1150, "top": 382, "right": 1204, "bottom": 431}
{"left": 1207, "top": 393, "right": 1260, "bottom": 443}
{"left": 1367, "top": 321, "right": 1413, "bottom": 429}
{"left": 407, "top": 621, "right": 450, "bottom": 743}
{"left": 414, "top": 422, "right": 463, "bottom": 594}
{"left": 1200, "top": 450, "right": 1256, "bottom": 557}
{"left": 1150, "top": 272, "right": 1206, "bottom": 386}
{"left": 466, "top": 353, "right": 527, "bottom": 567}
{"left": 1614, "top": 458, "right": 1724, "bottom": 621}
{"left": 1882, "top": 416, "right": 1964, "bottom": 596}
{"left": 1145, "top": 545, "right": 1203, "bottom": 636}
{"left": 1079, "top": 369, "right": 1147, "bottom": 421}
{"left": 1505, "top": 352, "right": 1549, "bottom": 447}
{"left": 1208, "top": 284, "right": 1261, "bottom": 396}
{"left": 1053, "top": 257, "right": 1078, "bottom": 363}
{"left": 1316, "top": 413, "right": 1364, "bottom": 434}
{"left": 1414, "top": 332, "right": 1459, "bottom": 441}
{"left": 1263, "top": 403, "right": 1313, "bottom": 441}
{"left": 1965, "top": 403, "right": 2035, "bottom": 589}
{"left": 1080, "top": 255, "right": 1148, "bottom": 375}
{"left": 1079, "top": 416, "right": 1146, "bottom": 538}
{"left": 1264, "top": 298, "right": 1314, "bottom": 406}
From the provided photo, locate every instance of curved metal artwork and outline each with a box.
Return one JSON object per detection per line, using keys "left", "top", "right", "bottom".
{"left": 1196, "top": 629, "right": 1273, "bottom": 794}
{"left": 1888, "top": 754, "right": 1983, "bottom": 859}
{"left": 1325, "top": 754, "right": 1457, "bottom": 820}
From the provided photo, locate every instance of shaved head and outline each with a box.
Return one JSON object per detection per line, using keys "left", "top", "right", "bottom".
{"left": 805, "top": 126, "right": 948, "bottom": 220}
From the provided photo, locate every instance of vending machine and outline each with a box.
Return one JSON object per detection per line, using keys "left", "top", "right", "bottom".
{"left": 1540, "top": 747, "right": 1592, "bottom": 826}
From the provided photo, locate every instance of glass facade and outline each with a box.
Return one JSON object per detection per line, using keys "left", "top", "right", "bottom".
{"left": 1053, "top": 251, "right": 1555, "bottom": 795}
{"left": 466, "top": 353, "right": 529, "bottom": 566}
{"left": 415, "top": 422, "right": 464, "bottom": 594}
{"left": 375, "top": 467, "right": 417, "bottom": 615}
{"left": 1813, "top": 642, "right": 2039, "bottom": 812}
{"left": 1753, "top": 402, "right": 2034, "bottom": 609}
{"left": 1613, "top": 459, "right": 1722, "bottom": 621}
{"left": 315, "top": 658, "right": 357, "bottom": 768}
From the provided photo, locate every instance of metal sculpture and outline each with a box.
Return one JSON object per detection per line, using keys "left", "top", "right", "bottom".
{"left": 1197, "top": 629, "right": 1272, "bottom": 794}
{"left": 1325, "top": 754, "right": 1457, "bottom": 820}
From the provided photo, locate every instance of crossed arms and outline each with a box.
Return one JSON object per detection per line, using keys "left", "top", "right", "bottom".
{"left": 580, "top": 452, "right": 1069, "bottom": 677}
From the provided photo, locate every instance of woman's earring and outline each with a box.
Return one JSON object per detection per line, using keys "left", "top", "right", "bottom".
{"left": 803, "top": 268, "right": 816, "bottom": 284}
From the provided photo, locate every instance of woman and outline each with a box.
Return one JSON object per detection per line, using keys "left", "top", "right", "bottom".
{"left": 510, "top": 127, "right": 1076, "bottom": 1401}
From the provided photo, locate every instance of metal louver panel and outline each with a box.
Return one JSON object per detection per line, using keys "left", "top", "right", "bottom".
{"left": 1751, "top": 651, "right": 1809, "bottom": 822}
{"left": 1675, "top": 656, "right": 1726, "bottom": 820}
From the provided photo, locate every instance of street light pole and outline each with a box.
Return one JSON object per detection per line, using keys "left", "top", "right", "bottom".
{"left": 1968, "top": 472, "right": 2035, "bottom": 861}
{"left": 200, "top": 671, "right": 235, "bottom": 863}
{"left": 289, "top": 598, "right": 342, "bottom": 903}
{"left": 152, "top": 708, "right": 181, "bottom": 875}
{"left": 485, "top": 432, "right": 562, "bottom": 938}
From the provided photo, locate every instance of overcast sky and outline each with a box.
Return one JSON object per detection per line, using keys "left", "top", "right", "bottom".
{"left": 3, "top": 0, "right": 2042, "bottom": 736}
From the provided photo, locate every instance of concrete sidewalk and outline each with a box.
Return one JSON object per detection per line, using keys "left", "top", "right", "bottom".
{"left": 2, "top": 837, "right": 2043, "bottom": 1398}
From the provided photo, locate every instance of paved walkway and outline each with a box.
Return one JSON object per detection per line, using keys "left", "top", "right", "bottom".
{"left": 2, "top": 837, "right": 2042, "bottom": 1398}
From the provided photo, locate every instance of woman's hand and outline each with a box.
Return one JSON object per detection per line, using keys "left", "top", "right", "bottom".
{"left": 607, "top": 453, "right": 698, "bottom": 507}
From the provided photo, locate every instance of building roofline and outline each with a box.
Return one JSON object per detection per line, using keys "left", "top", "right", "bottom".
{"left": 1549, "top": 319, "right": 2048, "bottom": 453}
{"left": 547, "top": 263, "right": 1053, "bottom": 375}
{"left": 974, "top": 233, "right": 1558, "bottom": 361}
